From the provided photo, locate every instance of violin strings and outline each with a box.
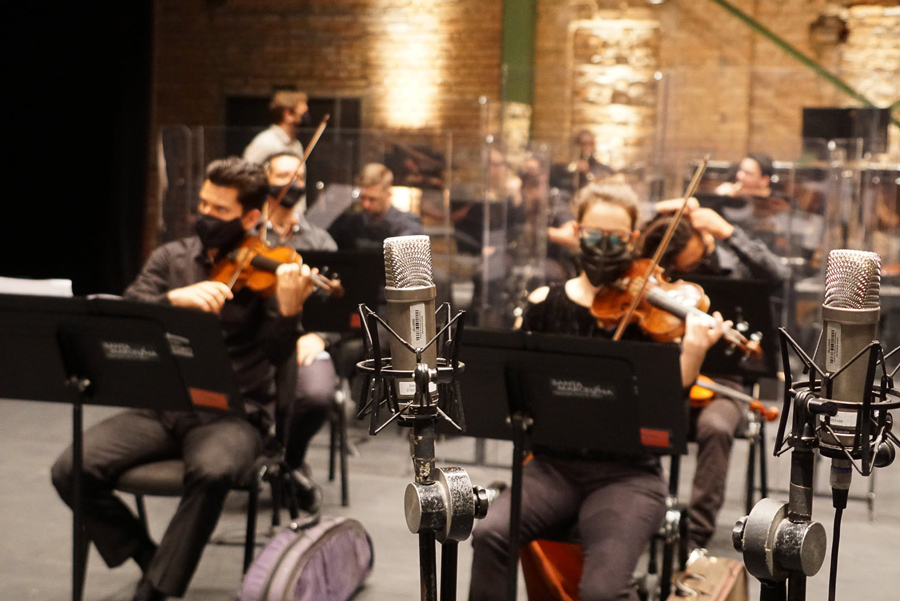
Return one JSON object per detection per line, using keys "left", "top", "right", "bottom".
{"left": 612, "top": 156, "right": 709, "bottom": 341}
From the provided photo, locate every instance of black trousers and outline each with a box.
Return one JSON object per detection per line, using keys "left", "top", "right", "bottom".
{"left": 469, "top": 454, "right": 666, "bottom": 601}
{"left": 51, "top": 409, "right": 262, "bottom": 597}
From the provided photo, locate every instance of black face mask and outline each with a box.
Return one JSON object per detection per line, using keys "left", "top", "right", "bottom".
{"left": 298, "top": 112, "right": 313, "bottom": 127}
{"left": 268, "top": 183, "right": 306, "bottom": 209}
{"left": 579, "top": 237, "right": 634, "bottom": 287}
{"left": 194, "top": 213, "right": 246, "bottom": 251}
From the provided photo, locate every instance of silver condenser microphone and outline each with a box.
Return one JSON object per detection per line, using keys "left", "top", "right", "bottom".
{"left": 820, "top": 250, "right": 882, "bottom": 497}
{"left": 383, "top": 235, "right": 437, "bottom": 401}
{"left": 820, "top": 249, "right": 882, "bottom": 449}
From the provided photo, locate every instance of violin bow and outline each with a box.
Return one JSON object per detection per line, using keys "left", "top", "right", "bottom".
{"left": 612, "top": 156, "right": 709, "bottom": 341}
{"left": 272, "top": 114, "right": 331, "bottom": 207}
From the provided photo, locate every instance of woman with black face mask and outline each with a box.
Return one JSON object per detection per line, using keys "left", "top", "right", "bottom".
{"left": 469, "top": 182, "right": 727, "bottom": 601}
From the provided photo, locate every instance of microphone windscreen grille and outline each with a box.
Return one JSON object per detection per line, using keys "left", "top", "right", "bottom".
{"left": 384, "top": 235, "right": 434, "bottom": 288}
{"left": 824, "top": 249, "right": 881, "bottom": 309}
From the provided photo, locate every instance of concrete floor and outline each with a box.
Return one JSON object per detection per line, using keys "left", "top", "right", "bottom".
{"left": 1, "top": 396, "right": 898, "bottom": 601}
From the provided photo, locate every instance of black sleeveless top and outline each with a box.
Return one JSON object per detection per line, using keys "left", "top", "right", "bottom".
{"left": 520, "top": 283, "right": 648, "bottom": 342}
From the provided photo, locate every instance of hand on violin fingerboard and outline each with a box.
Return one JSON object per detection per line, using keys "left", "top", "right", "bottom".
{"left": 167, "top": 281, "right": 233, "bottom": 314}
{"left": 274, "top": 262, "right": 315, "bottom": 317}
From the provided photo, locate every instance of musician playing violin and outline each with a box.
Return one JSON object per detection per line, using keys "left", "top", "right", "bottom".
{"left": 638, "top": 196, "right": 789, "bottom": 551}
{"left": 51, "top": 157, "right": 315, "bottom": 601}
{"left": 469, "top": 182, "right": 728, "bottom": 601}
{"left": 261, "top": 150, "right": 339, "bottom": 512}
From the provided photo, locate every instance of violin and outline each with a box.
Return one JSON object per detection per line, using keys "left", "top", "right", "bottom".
{"left": 690, "top": 374, "right": 780, "bottom": 421}
{"left": 210, "top": 237, "right": 344, "bottom": 298}
{"left": 591, "top": 258, "right": 762, "bottom": 358}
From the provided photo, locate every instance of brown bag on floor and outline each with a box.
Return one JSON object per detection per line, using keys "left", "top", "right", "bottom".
{"left": 666, "top": 554, "right": 748, "bottom": 601}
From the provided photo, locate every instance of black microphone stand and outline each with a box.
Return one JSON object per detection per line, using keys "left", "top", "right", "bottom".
{"left": 355, "top": 304, "right": 492, "bottom": 601}
{"left": 733, "top": 329, "right": 900, "bottom": 601}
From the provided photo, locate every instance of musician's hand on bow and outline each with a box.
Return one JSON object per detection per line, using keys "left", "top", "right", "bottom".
{"left": 679, "top": 311, "right": 731, "bottom": 386}
{"left": 167, "top": 281, "right": 233, "bottom": 314}
{"left": 275, "top": 262, "right": 315, "bottom": 317}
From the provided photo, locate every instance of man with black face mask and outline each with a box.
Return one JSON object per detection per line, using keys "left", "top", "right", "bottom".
{"left": 260, "top": 150, "right": 338, "bottom": 513}
{"left": 51, "top": 157, "right": 315, "bottom": 601}
{"left": 262, "top": 151, "right": 336, "bottom": 249}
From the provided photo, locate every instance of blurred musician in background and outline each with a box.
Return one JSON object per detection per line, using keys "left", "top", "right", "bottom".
{"left": 261, "top": 150, "right": 339, "bottom": 512}
{"left": 638, "top": 197, "right": 788, "bottom": 550}
{"left": 550, "top": 129, "right": 615, "bottom": 194}
{"left": 328, "top": 163, "right": 423, "bottom": 250}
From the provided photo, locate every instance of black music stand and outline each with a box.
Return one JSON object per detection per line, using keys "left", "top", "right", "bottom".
{"left": 0, "top": 294, "right": 241, "bottom": 601}
{"left": 299, "top": 249, "right": 383, "bottom": 332}
{"left": 680, "top": 275, "right": 780, "bottom": 380}
{"left": 457, "top": 328, "right": 686, "bottom": 601}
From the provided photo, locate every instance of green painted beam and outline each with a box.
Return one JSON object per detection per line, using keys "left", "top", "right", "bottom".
{"left": 708, "top": 0, "right": 900, "bottom": 130}
{"left": 501, "top": 0, "right": 537, "bottom": 106}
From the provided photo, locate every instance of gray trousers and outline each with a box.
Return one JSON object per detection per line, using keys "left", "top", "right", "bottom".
{"left": 687, "top": 397, "right": 745, "bottom": 547}
{"left": 51, "top": 409, "right": 261, "bottom": 597}
{"left": 469, "top": 454, "right": 666, "bottom": 601}
{"left": 281, "top": 355, "right": 336, "bottom": 469}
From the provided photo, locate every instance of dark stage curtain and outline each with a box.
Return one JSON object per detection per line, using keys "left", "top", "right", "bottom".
{"left": 2, "top": 3, "right": 152, "bottom": 295}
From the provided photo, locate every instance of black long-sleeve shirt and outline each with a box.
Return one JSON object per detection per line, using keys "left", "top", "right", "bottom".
{"left": 123, "top": 236, "right": 304, "bottom": 425}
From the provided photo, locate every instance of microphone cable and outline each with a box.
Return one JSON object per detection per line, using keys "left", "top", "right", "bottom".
{"left": 827, "top": 457, "right": 850, "bottom": 601}
{"left": 827, "top": 485, "right": 848, "bottom": 601}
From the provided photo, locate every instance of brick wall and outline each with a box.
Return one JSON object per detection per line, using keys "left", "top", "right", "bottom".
{"left": 151, "top": 0, "right": 899, "bottom": 190}
{"left": 154, "top": 0, "right": 503, "bottom": 132}
{"left": 841, "top": 4, "right": 900, "bottom": 156}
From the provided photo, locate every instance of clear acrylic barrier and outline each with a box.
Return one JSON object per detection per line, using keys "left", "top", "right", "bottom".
{"left": 155, "top": 86, "right": 898, "bottom": 351}
{"left": 156, "top": 117, "right": 558, "bottom": 329}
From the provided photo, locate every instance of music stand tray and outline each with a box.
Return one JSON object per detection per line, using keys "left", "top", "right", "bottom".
{"left": 298, "top": 249, "right": 383, "bottom": 333}
{"left": 680, "top": 275, "right": 780, "bottom": 380}
{"left": 457, "top": 327, "right": 687, "bottom": 455}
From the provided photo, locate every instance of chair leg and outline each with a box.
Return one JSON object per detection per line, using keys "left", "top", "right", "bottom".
{"left": 339, "top": 398, "right": 349, "bottom": 507}
{"left": 660, "top": 529, "right": 675, "bottom": 600}
{"left": 270, "top": 471, "right": 283, "bottom": 529}
{"left": 329, "top": 412, "right": 338, "bottom": 483}
{"left": 75, "top": 523, "right": 90, "bottom": 601}
{"left": 745, "top": 435, "right": 757, "bottom": 515}
{"left": 134, "top": 494, "right": 150, "bottom": 536}
{"left": 758, "top": 421, "right": 768, "bottom": 499}
{"left": 244, "top": 481, "right": 259, "bottom": 573}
